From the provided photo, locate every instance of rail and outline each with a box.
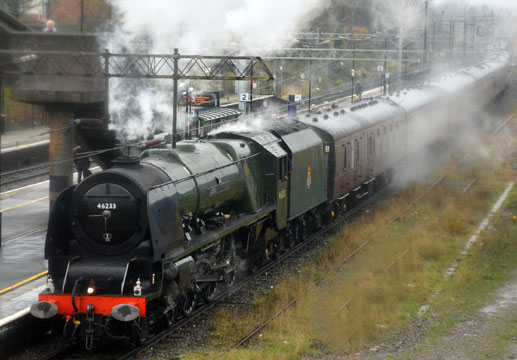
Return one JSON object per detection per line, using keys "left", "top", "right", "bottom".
{"left": 230, "top": 110, "right": 517, "bottom": 349}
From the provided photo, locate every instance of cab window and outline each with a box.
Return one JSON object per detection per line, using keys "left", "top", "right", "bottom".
{"left": 279, "top": 157, "right": 288, "bottom": 181}
{"left": 265, "top": 156, "right": 275, "bottom": 175}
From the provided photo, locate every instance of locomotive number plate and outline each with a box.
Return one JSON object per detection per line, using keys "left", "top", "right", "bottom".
{"left": 97, "top": 203, "right": 117, "bottom": 210}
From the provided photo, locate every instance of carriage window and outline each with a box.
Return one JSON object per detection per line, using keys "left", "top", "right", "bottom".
{"left": 343, "top": 146, "right": 347, "bottom": 170}
{"left": 350, "top": 143, "right": 355, "bottom": 169}
{"left": 368, "top": 137, "right": 373, "bottom": 156}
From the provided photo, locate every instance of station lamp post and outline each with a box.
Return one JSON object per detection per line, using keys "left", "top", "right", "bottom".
{"left": 351, "top": 68, "right": 355, "bottom": 103}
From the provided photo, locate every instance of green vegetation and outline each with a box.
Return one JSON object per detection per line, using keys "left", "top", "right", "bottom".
{"left": 421, "top": 186, "right": 517, "bottom": 355}
{"left": 180, "top": 130, "right": 517, "bottom": 359}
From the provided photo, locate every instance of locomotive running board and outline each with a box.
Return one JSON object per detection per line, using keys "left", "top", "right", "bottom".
{"left": 196, "top": 274, "right": 225, "bottom": 283}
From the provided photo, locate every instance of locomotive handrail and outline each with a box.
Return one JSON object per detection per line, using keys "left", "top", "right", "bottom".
{"left": 150, "top": 152, "right": 261, "bottom": 189}
{"left": 61, "top": 256, "right": 80, "bottom": 293}
{"left": 121, "top": 258, "right": 137, "bottom": 296}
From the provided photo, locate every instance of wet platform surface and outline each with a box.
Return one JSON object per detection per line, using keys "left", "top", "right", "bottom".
{"left": 0, "top": 280, "right": 46, "bottom": 319}
{"left": 0, "top": 169, "right": 96, "bottom": 321}
{"left": 0, "top": 181, "right": 49, "bottom": 321}
{"left": 0, "top": 126, "right": 49, "bottom": 152}
{"left": 0, "top": 182, "right": 49, "bottom": 290}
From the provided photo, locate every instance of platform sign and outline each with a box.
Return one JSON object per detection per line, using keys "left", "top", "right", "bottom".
{"left": 240, "top": 93, "right": 251, "bottom": 102}
{"left": 180, "top": 93, "right": 216, "bottom": 107}
{"left": 252, "top": 82, "right": 257, "bottom": 89}
{"left": 385, "top": 72, "right": 390, "bottom": 79}
{"left": 294, "top": 94, "right": 302, "bottom": 103}
{"left": 377, "top": 65, "right": 384, "bottom": 72}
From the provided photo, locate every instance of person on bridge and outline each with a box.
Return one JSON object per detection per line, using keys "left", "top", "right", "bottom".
{"left": 74, "top": 146, "right": 91, "bottom": 183}
{"left": 43, "top": 20, "right": 58, "bottom": 33}
{"left": 355, "top": 80, "right": 363, "bottom": 102}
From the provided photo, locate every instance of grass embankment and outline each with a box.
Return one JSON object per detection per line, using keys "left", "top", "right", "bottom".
{"left": 418, "top": 184, "right": 517, "bottom": 358}
{"left": 182, "top": 137, "right": 516, "bottom": 360}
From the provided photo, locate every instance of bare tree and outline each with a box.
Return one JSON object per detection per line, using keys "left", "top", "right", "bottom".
{"left": 2, "top": 0, "right": 37, "bottom": 18}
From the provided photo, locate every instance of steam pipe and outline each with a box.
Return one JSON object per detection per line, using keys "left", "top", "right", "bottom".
{"left": 71, "top": 277, "right": 84, "bottom": 313}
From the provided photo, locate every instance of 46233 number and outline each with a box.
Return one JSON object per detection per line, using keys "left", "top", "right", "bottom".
{"left": 97, "top": 203, "right": 117, "bottom": 210}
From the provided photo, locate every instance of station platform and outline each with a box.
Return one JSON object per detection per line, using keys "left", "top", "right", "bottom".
{"left": 0, "top": 168, "right": 99, "bottom": 322}
{"left": 0, "top": 180, "right": 50, "bottom": 319}
{"left": 1, "top": 127, "right": 50, "bottom": 175}
{"left": 0, "top": 126, "right": 49, "bottom": 152}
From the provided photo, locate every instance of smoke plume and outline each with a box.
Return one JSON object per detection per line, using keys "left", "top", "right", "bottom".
{"left": 101, "top": 0, "right": 330, "bottom": 140}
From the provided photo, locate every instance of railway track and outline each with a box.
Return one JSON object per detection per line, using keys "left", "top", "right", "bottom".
{"left": 120, "top": 187, "right": 383, "bottom": 359}
{"left": 230, "top": 110, "right": 517, "bottom": 350}
{"left": 35, "top": 180, "right": 384, "bottom": 360}
{"left": 21, "top": 111, "right": 517, "bottom": 360}
{"left": 0, "top": 164, "right": 50, "bottom": 187}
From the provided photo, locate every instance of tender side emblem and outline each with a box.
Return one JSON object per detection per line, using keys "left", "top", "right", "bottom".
{"left": 279, "top": 189, "right": 286, "bottom": 199}
{"left": 307, "top": 165, "right": 312, "bottom": 189}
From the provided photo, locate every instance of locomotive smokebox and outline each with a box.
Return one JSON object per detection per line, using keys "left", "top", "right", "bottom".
{"left": 68, "top": 161, "right": 171, "bottom": 256}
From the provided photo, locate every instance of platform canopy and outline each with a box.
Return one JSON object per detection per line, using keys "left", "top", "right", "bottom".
{"left": 197, "top": 108, "right": 242, "bottom": 122}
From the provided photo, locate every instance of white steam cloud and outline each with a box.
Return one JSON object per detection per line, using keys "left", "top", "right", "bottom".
{"left": 101, "top": 0, "right": 330, "bottom": 140}
{"left": 369, "top": 0, "right": 426, "bottom": 32}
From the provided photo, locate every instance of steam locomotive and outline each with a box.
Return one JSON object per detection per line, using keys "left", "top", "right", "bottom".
{"left": 29, "top": 53, "right": 509, "bottom": 347}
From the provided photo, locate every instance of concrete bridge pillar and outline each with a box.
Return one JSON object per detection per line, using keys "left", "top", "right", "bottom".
{"left": 47, "top": 107, "right": 75, "bottom": 211}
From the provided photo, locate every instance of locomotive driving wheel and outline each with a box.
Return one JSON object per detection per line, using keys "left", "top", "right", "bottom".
{"left": 196, "top": 256, "right": 219, "bottom": 301}
{"left": 225, "top": 269, "right": 236, "bottom": 287}
{"left": 203, "top": 283, "right": 217, "bottom": 301}
{"left": 162, "top": 308, "right": 177, "bottom": 328}
{"left": 180, "top": 292, "right": 198, "bottom": 316}
{"left": 288, "top": 220, "right": 302, "bottom": 247}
